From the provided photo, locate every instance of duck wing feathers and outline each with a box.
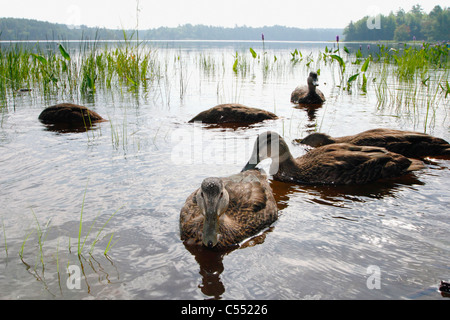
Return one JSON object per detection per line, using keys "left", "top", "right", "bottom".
{"left": 180, "top": 171, "right": 278, "bottom": 248}
{"left": 39, "top": 103, "right": 105, "bottom": 124}
{"left": 290, "top": 86, "right": 325, "bottom": 104}
{"left": 188, "top": 104, "right": 278, "bottom": 124}
{"left": 336, "top": 129, "right": 450, "bottom": 158}
{"left": 276, "top": 143, "right": 422, "bottom": 185}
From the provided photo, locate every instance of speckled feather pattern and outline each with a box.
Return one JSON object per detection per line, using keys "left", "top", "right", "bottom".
{"left": 274, "top": 142, "right": 419, "bottom": 185}
{"left": 320, "top": 129, "right": 450, "bottom": 158}
{"left": 179, "top": 171, "right": 278, "bottom": 248}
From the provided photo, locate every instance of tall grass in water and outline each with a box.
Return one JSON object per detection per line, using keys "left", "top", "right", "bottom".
{"left": 369, "top": 43, "right": 449, "bottom": 130}
{"left": 319, "top": 41, "right": 449, "bottom": 131}
{"left": 0, "top": 34, "right": 160, "bottom": 107}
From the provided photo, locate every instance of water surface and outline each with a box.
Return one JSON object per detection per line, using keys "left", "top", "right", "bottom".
{"left": 0, "top": 41, "right": 449, "bottom": 300}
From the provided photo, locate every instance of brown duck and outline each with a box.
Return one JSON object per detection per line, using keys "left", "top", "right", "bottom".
{"left": 180, "top": 170, "right": 278, "bottom": 249}
{"left": 38, "top": 103, "right": 106, "bottom": 125}
{"left": 296, "top": 128, "right": 450, "bottom": 159}
{"left": 188, "top": 103, "right": 278, "bottom": 124}
{"left": 242, "top": 131, "right": 424, "bottom": 185}
{"left": 290, "top": 71, "right": 326, "bottom": 104}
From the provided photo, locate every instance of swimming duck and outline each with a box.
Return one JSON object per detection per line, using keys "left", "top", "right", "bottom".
{"left": 290, "top": 71, "right": 326, "bottom": 104}
{"left": 296, "top": 128, "right": 450, "bottom": 159}
{"left": 188, "top": 103, "right": 278, "bottom": 124}
{"left": 242, "top": 131, "right": 424, "bottom": 185}
{"left": 180, "top": 170, "right": 278, "bottom": 249}
{"left": 38, "top": 103, "right": 106, "bottom": 125}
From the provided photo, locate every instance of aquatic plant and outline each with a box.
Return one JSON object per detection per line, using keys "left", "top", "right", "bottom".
{"left": 0, "top": 35, "right": 160, "bottom": 107}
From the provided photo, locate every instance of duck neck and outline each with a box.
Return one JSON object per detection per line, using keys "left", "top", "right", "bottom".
{"left": 269, "top": 146, "right": 297, "bottom": 177}
{"left": 308, "top": 83, "right": 317, "bottom": 94}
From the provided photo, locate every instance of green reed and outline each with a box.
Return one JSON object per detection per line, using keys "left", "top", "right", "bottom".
{"left": 0, "top": 35, "right": 160, "bottom": 107}
{"left": 14, "top": 186, "right": 121, "bottom": 296}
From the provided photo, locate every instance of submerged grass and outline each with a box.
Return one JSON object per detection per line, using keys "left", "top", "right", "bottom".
{"left": 13, "top": 185, "right": 122, "bottom": 296}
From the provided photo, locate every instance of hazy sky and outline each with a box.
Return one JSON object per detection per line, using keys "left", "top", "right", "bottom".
{"left": 1, "top": 0, "right": 447, "bottom": 29}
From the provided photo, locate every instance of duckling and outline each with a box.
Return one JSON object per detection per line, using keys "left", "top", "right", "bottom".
{"left": 188, "top": 103, "right": 278, "bottom": 124}
{"left": 290, "top": 71, "right": 326, "bottom": 104}
{"left": 38, "top": 103, "right": 105, "bottom": 125}
{"left": 242, "top": 131, "right": 424, "bottom": 185}
{"left": 296, "top": 128, "right": 450, "bottom": 159}
{"left": 180, "top": 170, "right": 278, "bottom": 249}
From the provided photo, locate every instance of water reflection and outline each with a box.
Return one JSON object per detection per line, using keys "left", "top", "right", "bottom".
{"left": 193, "top": 121, "right": 274, "bottom": 131}
{"left": 270, "top": 173, "right": 424, "bottom": 209}
{"left": 18, "top": 249, "right": 120, "bottom": 298}
{"left": 293, "top": 103, "right": 323, "bottom": 126}
{"left": 182, "top": 228, "right": 274, "bottom": 300}
{"left": 40, "top": 122, "right": 104, "bottom": 133}
{"left": 183, "top": 244, "right": 229, "bottom": 299}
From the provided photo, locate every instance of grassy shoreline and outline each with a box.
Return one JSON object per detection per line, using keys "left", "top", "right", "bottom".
{"left": 0, "top": 39, "right": 448, "bottom": 130}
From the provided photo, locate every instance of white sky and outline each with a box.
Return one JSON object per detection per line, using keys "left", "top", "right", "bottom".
{"left": 1, "top": 0, "right": 448, "bottom": 29}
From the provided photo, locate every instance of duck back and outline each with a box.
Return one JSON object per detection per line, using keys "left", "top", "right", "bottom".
{"left": 39, "top": 103, "right": 105, "bottom": 125}
{"left": 189, "top": 104, "right": 278, "bottom": 124}
{"left": 275, "top": 143, "right": 422, "bottom": 185}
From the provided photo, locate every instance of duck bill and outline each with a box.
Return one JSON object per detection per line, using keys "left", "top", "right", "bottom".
{"left": 202, "top": 212, "right": 219, "bottom": 248}
{"left": 313, "top": 80, "right": 319, "bottom": 87}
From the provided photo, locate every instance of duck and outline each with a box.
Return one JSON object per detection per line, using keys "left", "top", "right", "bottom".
{"left": 38, "top": 103, "right": 106, "bottom": 125}
{"left": 296, "top": 128, "right": 450, "bottom": 159}
{"left": 242, "top": 131, "right": 424, "bottom": 185}
{"left": 179, "top": 170, "right": 278, "bottom": 249}
{"left": 290, "top": 71, "right": 326, "bottom": 104}
{"left": 188, "top": 103, "right": 278, "bottom": 124}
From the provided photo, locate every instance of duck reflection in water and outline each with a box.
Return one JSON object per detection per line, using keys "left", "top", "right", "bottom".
{"left": 182, "top": 227, "right": 274, "bottom": 300}
{"left": 294, "top": 103, "right": 322, "bottom": 128}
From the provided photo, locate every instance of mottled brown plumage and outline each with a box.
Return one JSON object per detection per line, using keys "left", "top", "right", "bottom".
{"left": 188, "top": 103, "right": 278, "bottom": 124}
{"left": 297, "top": 128, "right": 450, "bottom": 159}
{"left": 38, "top": 103, "right": 106, "bottom": 125}
{"left": 290, "top": 71, "right": 326, "bottom": 104}
{"left": 180, "top": 170, "right": 278, "bottom": 249}
{"left": 242, "top": 131, "right": 424, "bottom": 185}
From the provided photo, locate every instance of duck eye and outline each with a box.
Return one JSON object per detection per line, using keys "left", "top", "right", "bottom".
{"left": 219, "top": 192, "right": 223, "bottom": 198}
{"left": 200, "top": 192, "right": 204, "bottom": 198}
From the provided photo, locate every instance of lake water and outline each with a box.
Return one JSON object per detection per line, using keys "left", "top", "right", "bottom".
{"left": 0, "top": 40, "right": 449, "bottom": 300}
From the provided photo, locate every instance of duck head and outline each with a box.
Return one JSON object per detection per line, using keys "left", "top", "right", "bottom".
{"left": 196, "top": 177, "right": 230, "bottom": 248}
{"left": 241, "top": 131, "right": 292, "bottom": 175}
{"left": 307, "top": 71, "right": 320, "bottom": 91}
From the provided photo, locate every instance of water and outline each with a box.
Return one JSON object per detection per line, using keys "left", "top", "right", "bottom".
{"left": 0, "top": 41, "right": 449, "bottom": 300}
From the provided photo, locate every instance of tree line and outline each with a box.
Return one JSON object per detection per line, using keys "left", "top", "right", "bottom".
{"left": 344, "top": 5, "right": 449, "bottom": 41}
{"left": 0, "top": 18, "right": 342, "bottom": 41}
